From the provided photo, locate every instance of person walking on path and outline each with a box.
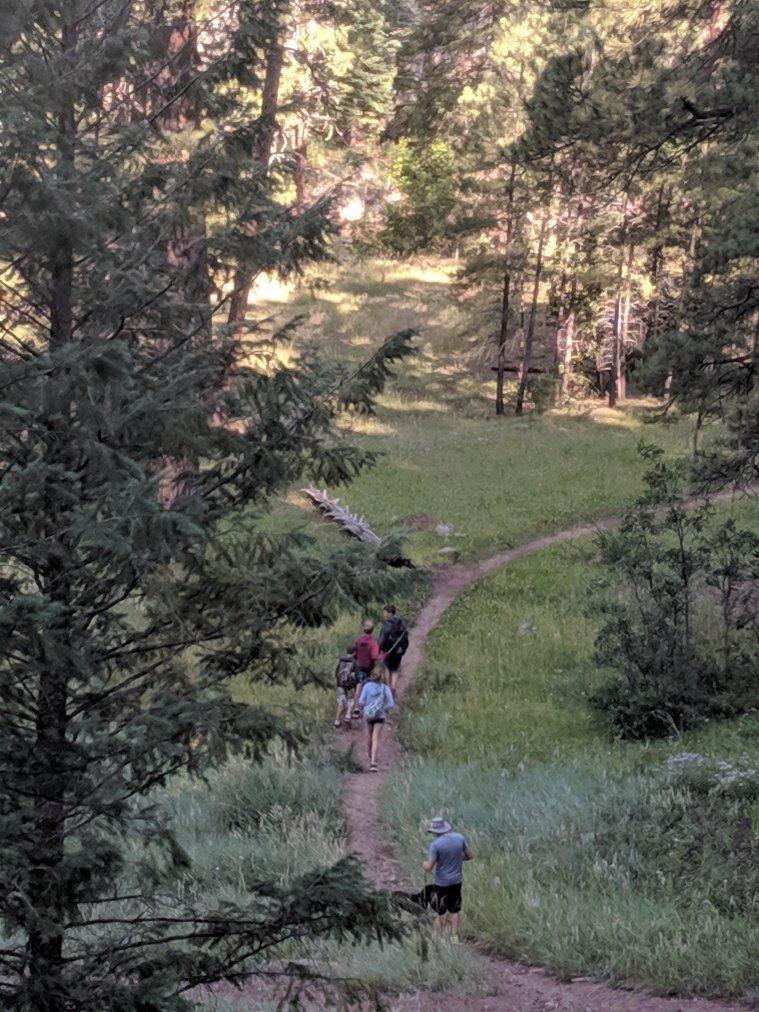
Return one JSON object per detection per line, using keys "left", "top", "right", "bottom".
{"left": 377, "top": 603, "right": 409, "bottom": 694}
{"left": 358, "top": 663, "right": 394, "bottom": 772}
{"left": 421, "top": 817, "right": 472, "bottom": 942}
{"left": 333, "top": 648, "right": 358, "bottom": 728}
{"left": 351, "top": 620, "right": 381, "bottom": 716}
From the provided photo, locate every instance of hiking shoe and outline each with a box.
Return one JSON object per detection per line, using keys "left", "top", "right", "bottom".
{"left": 369, "top": 764, "right": 378, "bottom": 773}
{"left": 332, "top": 720, "right": 341, "bottom": 728}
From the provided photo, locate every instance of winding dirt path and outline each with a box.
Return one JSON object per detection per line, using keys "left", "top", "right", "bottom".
{"left": 339, "top": 492, "right": 754, "bottom": 1011}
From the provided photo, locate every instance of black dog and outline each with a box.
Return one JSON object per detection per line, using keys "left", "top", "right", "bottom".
{"left": 392, "top": 884, "right": 439, "bottom": 913}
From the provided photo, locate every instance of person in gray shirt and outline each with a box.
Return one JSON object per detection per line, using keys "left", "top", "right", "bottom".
{"left": 421, "top": 816, "right": 473, "bottom": 941}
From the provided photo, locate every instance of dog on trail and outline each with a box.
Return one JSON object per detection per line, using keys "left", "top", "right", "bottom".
{"left": 392, "top": 883, "right": 439, "bottom": 913}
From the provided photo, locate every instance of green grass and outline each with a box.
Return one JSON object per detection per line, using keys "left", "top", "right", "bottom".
{"left": 232, "top": 257, "right": 757, "bottom": 1000}
{"left": 402, "top": 542, "right": 603, "bottom": 766}
{"left": 255, "top": 257, "right": 699, "bottom": 566}
{"left": 383, "top": 494, "right": 759, "bottom": 999}
{"left": 163, "top": 749, "right": 482, "bottom": 1008}
{"left": 383, "top": 752, "right": 759, "bottom": 998}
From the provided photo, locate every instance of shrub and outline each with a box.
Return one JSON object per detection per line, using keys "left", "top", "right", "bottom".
{"left": 592, "top": 446, "right": 759, "bottom": 739}
{"left": 382, "top": 140, "right": 457, "bottom": 254}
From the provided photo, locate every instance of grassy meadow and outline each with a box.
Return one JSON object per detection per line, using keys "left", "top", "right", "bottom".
{"left": 197, "top": 257, "right": 757, "bottom": 1003}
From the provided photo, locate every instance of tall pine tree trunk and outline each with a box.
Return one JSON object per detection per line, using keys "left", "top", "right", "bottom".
{"left": 561, "top": 279, "right": 578, "bottom": 405}
{"left": 646, "top": 183, "right": 669, "bottom": 346}
{"left": 610, "top": 198, "right": 629, "bottom": 407}
{"left": 154, "top": 0, "right": 211, "bottom": 507}
{"left": 495, "top": 157, "right": 518, "bottom": 416}
{"left": 619, "top": 241, "right": 636, "bottom": 399}
{"left": 516, "top": 207, "right": 549, "bottom": 415}
{"left": 227, "top": 36, "right": 284, "bottom": 332}
{"left": 28, "top": 14, "right": 77, "bottom": 1006}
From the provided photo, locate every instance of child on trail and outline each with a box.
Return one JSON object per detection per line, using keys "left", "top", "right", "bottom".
{"left": 358, "top": 664, "right": 394, "bottom": 772}
{"left": 333, "top": 648, "right": 357, "bottom": 728}
{"left": 351, "top": 620, "right": 380, "bottom": 716}
{"left": 377, "top": 603, "right": 409, "bottom": 694}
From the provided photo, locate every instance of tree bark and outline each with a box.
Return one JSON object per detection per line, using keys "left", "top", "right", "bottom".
{"left": 619, "top": 241, "right": 636, "bottom": 399}
{"left": 646, "top": 183, "right": 669, "bottom": 346}
{"left": 28, "top": 14, "right": 77, "bottom": 1007}
{"left": 610, "top": 198, "right": 629, "bottom": 406}
{"left": 561, "top": 286, "right": 577, "bottom": 405}
{"left": 227, "top": 37, "right": 285, "bottom": 332}
{"left": 495, "top": 156, "right": 519, "bottom": 416}
{"left": 516, "top": 207, "right": 549, "bottom": 415}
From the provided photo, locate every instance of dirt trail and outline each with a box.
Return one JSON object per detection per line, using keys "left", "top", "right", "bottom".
{"left": 340, "top": 491, "right": 753, "bottom": 1012}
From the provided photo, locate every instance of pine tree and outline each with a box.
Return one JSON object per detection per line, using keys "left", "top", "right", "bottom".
{"left": 0, "top": 3, "right": 414, "bottom": 1007}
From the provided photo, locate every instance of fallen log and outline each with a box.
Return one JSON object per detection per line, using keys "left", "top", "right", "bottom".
{"left": 301, "top": 488, "right": 414, "bottom": 568}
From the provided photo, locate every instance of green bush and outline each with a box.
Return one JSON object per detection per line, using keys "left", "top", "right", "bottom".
{"left": 592, "top": 447, "right": 759, "bottom": 739}
{"left": 382, "top": 140, "right": 457, "bottom": 254}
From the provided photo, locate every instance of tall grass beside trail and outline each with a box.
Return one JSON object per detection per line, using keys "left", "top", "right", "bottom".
{"left": 402, "top": 543, "right": 605, "bottom": 767}
{"left": 157, "top": 750, "right": 482, "bottom": 1009}
{"left": 382, "top": 753, "right": 759, "bottom": 999}
{"left": 389, "top": 501, "right": 759, "bottom": 1000}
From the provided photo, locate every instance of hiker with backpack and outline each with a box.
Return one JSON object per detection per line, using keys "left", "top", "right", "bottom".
{"left": 421, "top": 816, "right": 472, "bottom": 942}
{"left": 351, "top": 620, "right": 381, "bottom": 716}
{"left": 333, "top": 647, "right": 358, "bottom": 728}
{"left": 358, "top": 663, "right": 394, "bottom": 772}
{"left": 377, "top": 604, "right": 409, "bottom": 693}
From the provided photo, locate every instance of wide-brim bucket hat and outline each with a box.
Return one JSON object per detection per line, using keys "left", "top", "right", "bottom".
{"left": 428, "top": 816, "right": 452, "bottom": 834}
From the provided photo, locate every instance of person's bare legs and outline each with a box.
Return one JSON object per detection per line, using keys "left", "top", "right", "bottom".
{"left": 436, "top": 912, "right": 451, "bottom": 936}
{"left": 366, "top": 722, "right": 373, "bottom": 760}
{"left": 369, "top": 722, "right": 383, "bottom": 767}
{"left": 449, "top": 911, "right": 461, "bottom": 939}
{"left": 389, "top": 667, "right": 399, "bottom": 694}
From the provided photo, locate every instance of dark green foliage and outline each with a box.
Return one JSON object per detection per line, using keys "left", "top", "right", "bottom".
{"left": 592, "top": 448, "right": 759, "bottom": 739}
{"left": 0, "top": 2, "right": 413, "bottom": 1007}
{"left": 382, "top": 140, "right": 457, "bottom": 253}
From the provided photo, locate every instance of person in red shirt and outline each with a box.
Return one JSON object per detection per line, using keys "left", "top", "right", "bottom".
{"left": 353, "top": 620, "right": 381, "bottom": 675}
{"left": 354, "top": 619, "right": 382, "bottom": 716}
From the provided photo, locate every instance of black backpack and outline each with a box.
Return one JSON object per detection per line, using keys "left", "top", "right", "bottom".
{"left": 384, "top": 618, "right": 409, "bottom": 657}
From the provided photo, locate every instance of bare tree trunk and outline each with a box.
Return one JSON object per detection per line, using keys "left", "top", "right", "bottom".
{"left": 693, "top": 403, "right": 705, "bottom": 455}
{"left": 619, "top": 241, "right": 635, "bottom": 399}
{"left": 154, "top": 1, "right": 211, "bottom": 507}
{"left": 516, "top": 207, "right": 549, "bottom": 415}
{"left": 495, "top": 157, "right": 518, "bottom": 417}
{"left": 610, "top": 198, "right": 629, "bottom": 406}
{"left": 668, "top": 218, "right": 701, "bottom": 400}
{"left": 28, "top": 15, "right": 76, "bottom": 1007}
{"left": 227, "top": 37, "right": 284, "bottom": 332}
{"left": 646, "top": 183, "right": 669, "bottom": 346}
{"left": 561, "top": 283, "right": 577, "bottom": 405}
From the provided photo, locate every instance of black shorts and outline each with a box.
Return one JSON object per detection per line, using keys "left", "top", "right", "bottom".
{"left": 366, "top": 716, "right": 385, "bottom": 725}
{"left": 385, "top": 654, "right": 402, "bottom": 673}
{"left": 434, "top": 882, "right": 462, "bottom": 915}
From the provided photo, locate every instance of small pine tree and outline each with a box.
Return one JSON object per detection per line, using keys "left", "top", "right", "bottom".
{"left": 592, "top": 448, "right": 759, "bottom": 740}
{"left": 0, "top": 3, "right": 414, "bottom": 1007}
